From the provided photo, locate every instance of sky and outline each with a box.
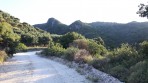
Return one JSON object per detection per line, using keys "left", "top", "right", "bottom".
{"left": 0, "top": 0, "right": 148, "bottom": 25}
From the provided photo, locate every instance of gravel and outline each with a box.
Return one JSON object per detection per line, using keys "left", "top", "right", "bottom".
{"left": 48, "top": 56, "right": 123, "bottom": 83}
{"left": 0, "top": 51, "right": 90, "bottom": 83}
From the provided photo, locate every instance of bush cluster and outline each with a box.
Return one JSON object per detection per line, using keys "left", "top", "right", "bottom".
{"left": 42, "top": 32, "right": 148, "bottom": 83}
{"left": 128, "top": 60, "right": 148, "bottom": 83}
{"left": 93, "top": 43, "right": 148, "bottom": 83}
{"left": 15, "top": 43, "right": 27, "bottom": 52}
{"left": 41, "top": 42, "right": 65, "bottom": 57}
{"left": 64, "top": 47, "right": 79, "bottom": 61}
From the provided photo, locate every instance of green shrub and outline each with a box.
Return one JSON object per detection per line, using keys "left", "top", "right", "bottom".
{"left": 93, "top": 37, "right": 105, "bottom": 45}
{"left": 109, "top": 65, "right": 129, "bottom": 81}
{"left": 71, "top": 39, "right": 108, "bottom": 56}
{"left": 64, "top": 47, "right": 79, "bottom": 61}
{"left": 59, "top": 32, "right": 85, "bottom": 48}
{"left": 15, "top": 43, "right": 27, "bottom": 52}
{"left": 90, "top": 58, "right": 109, "bottom": 69}
{"left": 49, "top": 45, "right": 65, "bottom": 57}
{"left": 87, "top": 40, "right": 107, "bottom": 56}
{"left": 42, "top": 42, "right": 65, "bottom": 57}
{"left": 51, "top": 34, "right": 61, "bottom": 43}
{"left": 94, "top": 43, "right": 141, "bottom": 82}
{"left": 109, "top": 44, "right": 138, "bottom": 67}
{"left": 128, "top": 60, "right": 148, "bottom": 83}
{"left": 140, "top": 41, "right": 148, "bottom": 57}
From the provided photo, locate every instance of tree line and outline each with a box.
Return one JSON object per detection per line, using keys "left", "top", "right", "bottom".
{"left": 0, "top": 10, "right": 52, "bottom": 61}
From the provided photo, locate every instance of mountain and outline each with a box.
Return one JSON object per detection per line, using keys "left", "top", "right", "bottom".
{"left": 34, "top": 18, "right": 148, "bottom": 48}
{"left": 34, "top": 18, "right": 69, "bottom": 34}
{"left": 69, "top": 20, "right": 91, "bottom": 29}
{"left": 34, "top": 19, "right": 99, "bottom": 38}
{"left": 91, "top": 22, "right": 148, "bottom": 47}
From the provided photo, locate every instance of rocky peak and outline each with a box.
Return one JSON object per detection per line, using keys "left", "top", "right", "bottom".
{"left": 71, "top": 20, "right": 83, "bottom": 25}
{"left": 69, "top": 20, "right": 84, "bottom": 29}
{"left": 47, "top": 18, "right": 61, "bottom": 27}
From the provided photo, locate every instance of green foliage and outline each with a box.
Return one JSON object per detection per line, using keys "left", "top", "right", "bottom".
{"left": 90, "top": 54, "right": 110, "bottom": 70}
{"left": 71, "top": 39, "right": 108, "bottom": 56}
{"left": 60, "top": 32, "right": 85, "bottom": 48}
{"left": 87, "top": 40, "right": 107, "bottom": 56}
{"left": 42, "top": 42, "right": 65, "bottom": 57}
{"left": 137, "top": 3, "right": 148, "bottom": 18}
{"left": 93, "top": 37, "right": 105, "bottom": 45}
{"left": 16, "top": 23, "right": 52, "bottom": 46}
{"left": 40, "top": 30, "right": 148, "bottom": 83}
{"left": 0, "top": 22, "right": 20, "bottom": 42}
{"left": 64, "top": 47, "right": 79, "bottom": 61}
{"left": 140, "top": 41, "right": 148, "bottom": 56}
{"left": 109, "top": 65, "right": 129, "bottom": 81}
{"left": 0, "top": 22, "right": 13, "bottom": 35}
{"left": 0, "top": 10, "right": 52, "bottom": 58}
{"left": 15, "top": 43, "right": 27, "bottom": 52}
{"left": 128, "top": 60, "right": 148, "bottom": 83}
{"left": 38, "top": 36, "right": 51, "bottom": 46}
{"left": 0, "top": 10, "right": 52, "bottom": 47}
{"left": 51, "top": 34, "right": 61, "bottom": 43}
{"left": 0, "top": 22, "right": 20, "bottom": 56}
{"left": 109, "top": 44, "right": 138, "bottom": 67}
{"left": 35, "top": 17, "right": 148, "bottom": 48}
{"left": 6, "top": 41, "right": 18, "bottom": 56}
{"left": 93, "top": 43, "right": 148, "bottom": 83}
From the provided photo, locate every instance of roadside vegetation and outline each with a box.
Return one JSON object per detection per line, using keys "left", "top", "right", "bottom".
{"left": 0, "top": 10, "right": 52, "bottom": 62}
{"left": 41, "top": 32, "right": 148, "bottom": 83}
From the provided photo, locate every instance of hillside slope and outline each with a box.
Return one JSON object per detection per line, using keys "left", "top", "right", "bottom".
{"left": 0, "top": 10, "right": 52, "bottom": 59}
{"left": 34, "top": 18, "right": 148, "bottom": 47}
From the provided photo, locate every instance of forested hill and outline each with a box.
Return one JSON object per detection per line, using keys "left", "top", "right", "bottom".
{"left": 0, "top": 10, "right": 52, "bottom": 58}
{"left": 34, "top": 18, "right": 148, "bottom": 47}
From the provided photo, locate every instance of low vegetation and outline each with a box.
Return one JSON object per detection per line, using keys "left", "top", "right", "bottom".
{"left": 41, "top": 31, "right": 148, "bottom": 83}
{"left": 0, "top": 51, "right": 8, "bottom": 63}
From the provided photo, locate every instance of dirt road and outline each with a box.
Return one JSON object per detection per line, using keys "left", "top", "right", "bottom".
{"left": 0, "top": 51, "right": 90, "bottom": 83}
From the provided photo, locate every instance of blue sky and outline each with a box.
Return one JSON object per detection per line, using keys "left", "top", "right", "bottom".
{"left": 0, "top": 0, "right": 148, "bottom": 25}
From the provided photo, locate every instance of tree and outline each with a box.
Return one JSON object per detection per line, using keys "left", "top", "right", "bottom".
{"left": 21, "top": 34, "right": 33, "bottom": 46}
{"left": 38, "top": 36, "right": 51, "bottom": 46}
{"left": 87, "top": 40, "right": 107, "bottom": 56}
{"left": 15, "top": 43, "right": 27, "bottom": 52}
{"left": 140, "top": 41, "right": 148, "bottom": 56}
{"left": 0, "top": 22, "right": 20, "bottom": 56}
{"left": 59, "top": 32, "right": 85, "bottom": 48}
{"left": 137, "top": 3, "right": 148, "bottom": 18}
{"left": 93, "top": 37, "right": 105, "bottom": 45}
